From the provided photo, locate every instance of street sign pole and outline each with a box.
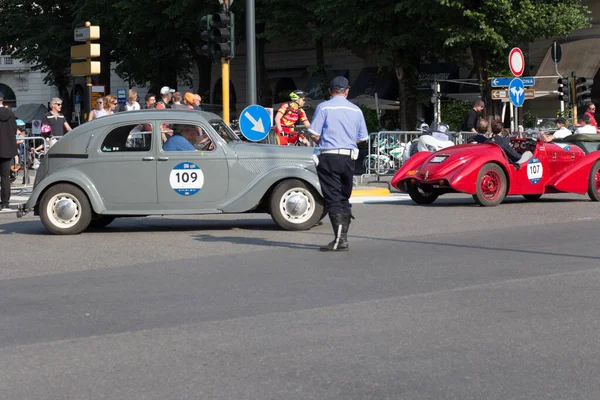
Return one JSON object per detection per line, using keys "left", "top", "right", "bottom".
{"left": 246, "top": 0, "right": 257, "bottom": 105}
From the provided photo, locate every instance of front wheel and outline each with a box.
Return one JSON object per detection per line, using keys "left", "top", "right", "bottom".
{"left": 39, "top": 183, "right": 92, "bottom": 235}
{"left": 473, "top": 163, "right": 507, "bottom": 207}
{"left": 269, "top": 179, "right": 324, "bottom": 230}
{"left": 407, "top": 186, "right": 439, "bottom": 205}
{"left": 587, "top": 160, "right": 600, "bottom": 201}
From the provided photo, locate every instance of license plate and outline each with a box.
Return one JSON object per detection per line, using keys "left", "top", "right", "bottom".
{"left": 430, "top": 155, "right": 448, "bottom": 163}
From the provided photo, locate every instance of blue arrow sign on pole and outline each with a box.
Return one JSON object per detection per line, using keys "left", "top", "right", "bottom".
{"left": 491, "top": 77, "right": 535, "bottom": 87}
{"left": 509, "top": 78, "right": 525, "bottom": 107}
{"left": 239, "top": 105, "right": 272, "bottom": 142}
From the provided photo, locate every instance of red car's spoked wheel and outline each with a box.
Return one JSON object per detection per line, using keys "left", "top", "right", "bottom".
{"left": 474, "top": 163, "right": 507, "bottom": 207}
{"left": 481, "top": 170, "right": 502, "bottom": 200}
{"left": 588, "top": 160, "right": 600, "bottom": 201}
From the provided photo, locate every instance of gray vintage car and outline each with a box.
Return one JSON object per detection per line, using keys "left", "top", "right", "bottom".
{"left": 18, "top": 110, "right": 324, "bottom": 234}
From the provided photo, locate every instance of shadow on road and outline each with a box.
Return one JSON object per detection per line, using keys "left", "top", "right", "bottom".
{"left": 192, "top": 233, "right": 322, "bottom": 250}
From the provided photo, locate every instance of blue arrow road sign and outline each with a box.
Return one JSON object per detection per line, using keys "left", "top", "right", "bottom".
{"left": 509, "top": 78, "right": 525, "bottom": 107}
{"left": 491, "top": 77, "right": 535, "bottom": 87}
{"left": 239, "top": 105, "right": 272, "bottom": 142}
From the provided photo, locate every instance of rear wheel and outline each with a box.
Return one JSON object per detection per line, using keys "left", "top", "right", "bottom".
{"left": 523, "top": 194, "right": 542, "bottom": 201}
{"left": 587, "top": 160, "right": 600, "bottom": 201}
{"left": 473, "top": 163, "right": 507, "bottom": 207}
{"left": 407, "top": 186, "right": 439, "bottom": 205}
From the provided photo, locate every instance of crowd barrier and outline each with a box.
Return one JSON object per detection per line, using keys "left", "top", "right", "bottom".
{"left": 11, "top": 135, "right": 51, "bottom": 194}
{"left": 362, "top": 130, "right": 483, "bottom": 182}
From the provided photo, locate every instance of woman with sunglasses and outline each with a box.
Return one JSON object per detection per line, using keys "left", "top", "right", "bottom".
{"left": 42, "top": 97, "right": 72, "bottom": 137}
{"left": 88, "top": 97, "right": 107, "bottom": 122}
{"left": 102, "top": 95, "right": 118, "bottom": 115}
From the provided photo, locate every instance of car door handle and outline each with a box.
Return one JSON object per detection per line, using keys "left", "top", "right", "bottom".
{"left": 142, "top": 157, "right": 155, "bottom": 161}
{"left": 158, "top": 157, "right": 169, "bottom": 161}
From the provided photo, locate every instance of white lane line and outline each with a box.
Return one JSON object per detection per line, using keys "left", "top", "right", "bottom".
{"left": 350, "top": 194, "right": 411, "bottom": 204}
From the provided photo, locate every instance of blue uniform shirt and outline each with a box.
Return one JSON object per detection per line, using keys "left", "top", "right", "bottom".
{"left": 163, "top": 134, "right": 196, "bottom": 151}
{"left": 309, "top": 96, "right": 369, "bottom": 150}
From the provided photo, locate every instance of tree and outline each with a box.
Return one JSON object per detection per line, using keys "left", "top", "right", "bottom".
{"left": 0, "top": 0, "right": 76, "bottom": 117}
{"left": 403, "top": 0, "right": 592, "bottom": 118}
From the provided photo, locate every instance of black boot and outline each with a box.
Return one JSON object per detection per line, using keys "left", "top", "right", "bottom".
{"left": 320, "top": 214, "right": 350, "bottom": 252}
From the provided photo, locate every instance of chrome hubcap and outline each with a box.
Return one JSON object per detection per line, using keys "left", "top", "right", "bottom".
{"left": 46, "top": 193, "right": 81, "bottom": 229}
{"left": 279, "top": 188, "right": 314, "bottom": 224}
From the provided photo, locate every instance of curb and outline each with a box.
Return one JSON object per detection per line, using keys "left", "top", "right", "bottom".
{"left": 350, "top": 186, "right": 391, "bottom": 197}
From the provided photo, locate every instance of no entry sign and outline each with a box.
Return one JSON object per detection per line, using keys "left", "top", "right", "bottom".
{"left": 509, "top": 47, "right": 525, "bottom": 77}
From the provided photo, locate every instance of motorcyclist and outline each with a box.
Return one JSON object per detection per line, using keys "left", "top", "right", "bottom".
{"left": 274, "top": 90, "right": 311, "bottom": 146}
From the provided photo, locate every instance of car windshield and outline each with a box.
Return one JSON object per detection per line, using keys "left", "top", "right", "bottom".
{"left": 209, "top": 119, "right": 240, "bottom": 143}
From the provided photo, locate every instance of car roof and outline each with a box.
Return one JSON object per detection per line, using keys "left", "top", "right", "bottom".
{"left": 77, "top": 109, "right": 221, "bottom": 129}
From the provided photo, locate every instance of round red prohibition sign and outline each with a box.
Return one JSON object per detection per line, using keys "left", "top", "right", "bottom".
{"left": 509, "top": 47, "right": 525, "bottom": 77}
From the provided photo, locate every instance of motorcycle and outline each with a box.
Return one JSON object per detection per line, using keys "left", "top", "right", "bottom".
{"left": 401, "top": 122, "right": 455, "bottom": 163}
{"left": 363, "top": 137, "right": 396, "bottom": 175}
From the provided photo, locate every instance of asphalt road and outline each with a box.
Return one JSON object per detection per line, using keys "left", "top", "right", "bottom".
{"left": 1, "top": 193, "right": 600, "bottom": 400}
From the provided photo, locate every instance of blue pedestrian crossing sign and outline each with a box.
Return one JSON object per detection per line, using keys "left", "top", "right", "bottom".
{"left": 239, "top": 105, "right": 272, "bottom": 142}
{"left": 508, "top": 78, "right": 525, "bottom": 107}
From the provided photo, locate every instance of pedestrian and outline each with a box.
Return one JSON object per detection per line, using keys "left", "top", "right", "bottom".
{"left": 193, "top": 94, "right": 202, "bottom": 110}
{"left": 170, "top": 92, "right": 188, "bottom": 109}
{"left": 156, "top": 86, "right": 175, "bottom": 109}
{"left": 102, "top": 95, "right": 118, "bottom": 115}
{"left": 183, "top": 93, "right": 196, "bottom": 110}
{"left": 307, "top": 76, "right": 368, "bottom": 252}
{"left": 0, "top": 95, "right": 18, "bottom": 210}
{"left": 88, "top": 97, "right": 106, "bottom": 121}
{"left": 462, "top": 99, "right": 485, "bottom": 133}
{"left": 584, "top": 103, "right": 598, "bottom": 132}
{"left": 144, "top": 93, "right": 156, "bottom": 109}
{"left": 125, "top": 89, "right": 141, "bottom": 111}
{"left": 43, "top": 98, "right": 72, "bottom": 137}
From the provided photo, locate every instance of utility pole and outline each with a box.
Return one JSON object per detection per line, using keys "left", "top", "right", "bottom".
{"left": 246, "top": 0, "right": 257, "bottom": 105}
{"left": 221, "top": 0, "right": 230, "bottom": 124}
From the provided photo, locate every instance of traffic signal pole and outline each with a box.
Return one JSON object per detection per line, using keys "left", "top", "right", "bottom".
{"left": 222, "top": 0, "right": 230, "bottom": 124}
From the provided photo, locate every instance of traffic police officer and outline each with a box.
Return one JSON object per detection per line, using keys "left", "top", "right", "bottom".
{"left": 308, "top": 76, "right": 368, "bottom": 252}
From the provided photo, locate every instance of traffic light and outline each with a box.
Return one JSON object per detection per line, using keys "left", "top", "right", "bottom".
{"left": 200, "top": 12, "right": 234, "bottom": 60}
{"left": 209, "top": 12, "right": 234, "bottom": 59}
{"left": 557, "top": 78, "right": 570, "bottom": 104}
{"left": 200, "top": 14, "right": 213, "bottom": 60}
{"left": 576, "top": 77, "right": 594, "bottom": 106}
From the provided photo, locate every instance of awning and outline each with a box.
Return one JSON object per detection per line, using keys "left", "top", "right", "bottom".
{"left": 534, "top": 38, "right": 600, "bottom": 93}
{"left": 13, "top": 103, "right": 48, "bottom": 124}
{"left": 348, "top": 67, "right": 398, "bottom": 100}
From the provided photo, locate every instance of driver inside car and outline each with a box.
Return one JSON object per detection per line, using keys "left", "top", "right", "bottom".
{"left": 488, "top": 120, "right": 528, "bottom": 168}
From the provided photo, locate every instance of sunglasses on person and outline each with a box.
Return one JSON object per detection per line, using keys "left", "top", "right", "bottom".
{"left": 55, "top": 103, "right": 62, "bottom": 106}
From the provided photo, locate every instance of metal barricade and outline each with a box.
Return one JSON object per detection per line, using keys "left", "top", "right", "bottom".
{"left": 453, "top": 131, "right": 478, "bottom": 144}
{"left": 11, "top": 135, "right": 51, "bottom": 194}
{"left": 363, "top": 131, "right": 428, "bottom": 179}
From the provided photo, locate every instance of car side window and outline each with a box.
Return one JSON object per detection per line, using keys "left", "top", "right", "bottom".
{"left": 161, "top": 123, "right": 215, "bottom": 152}
{"left": 101, "top": 123, "right": 153, "bottom": 152}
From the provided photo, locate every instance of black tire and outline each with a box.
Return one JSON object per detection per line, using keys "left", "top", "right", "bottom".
{"left": 269, "top": 179, "right": 324, "bottom": 231}
{"left": 588, "top": 160, "right": 600, "bottom": 201}
{"left": 407, "top": 186, "right": 439, "bottom": 205}
{"left": 473, "top": 163, "right": 507, "bottom": 207}
{"left": 88, "top": 216, "right": 116, "bottom": 229}
{"left": 39, "top": 183, "right": 92, "bottom": 235}
{"left": 523, "top": 194, "right": 542, "bottom": 201}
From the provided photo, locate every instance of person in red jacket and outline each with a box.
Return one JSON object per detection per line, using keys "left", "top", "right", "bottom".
{"left": 274, "top": 90, "right": 311, "bottom": 145}
{"left": 584, "top": 103, "right": 599, "bottom": 133}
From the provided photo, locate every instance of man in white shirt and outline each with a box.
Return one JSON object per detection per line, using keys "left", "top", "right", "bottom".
{"left": 542, "top": 117, "right": 572, "bottom": 142}
{"left": 575, "top": 114, "right": 597, "bottom": 134}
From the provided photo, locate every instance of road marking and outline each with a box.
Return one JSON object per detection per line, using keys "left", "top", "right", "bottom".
{"left": 350, "top": 194, "right": 411, "bottom": 204}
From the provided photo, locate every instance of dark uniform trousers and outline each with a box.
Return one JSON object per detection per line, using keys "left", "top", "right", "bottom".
{"left": 316, "top": 154, "right": 355, "bottom": 215}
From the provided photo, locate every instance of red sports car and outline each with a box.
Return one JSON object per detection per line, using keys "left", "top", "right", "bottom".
{"left": 391, "top": 137, "right": 600, "bottom": 206}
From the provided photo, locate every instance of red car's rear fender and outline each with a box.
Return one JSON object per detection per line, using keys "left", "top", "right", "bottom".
{"left": 547, "top": 151, "right": 600, "bottom": 194}
{"left": 450, "top": 158, "right": 510, "bottom": 194}
{"left": 391, "top": 151, "right": 432, "bottom": 190}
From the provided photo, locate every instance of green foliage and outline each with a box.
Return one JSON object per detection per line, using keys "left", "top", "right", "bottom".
{"left": 359, "top": 105, "right": 381, "bottom": 133}
{"left": 441, "top": 99, "right": 472, "bottom": 131}
{"left": 522, "top": 109, "right": 537, "bottom": 128}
